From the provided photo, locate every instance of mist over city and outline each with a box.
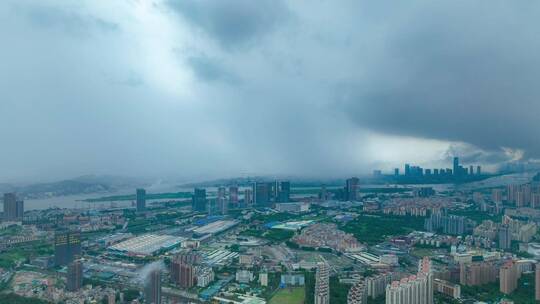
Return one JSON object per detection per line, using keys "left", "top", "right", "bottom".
{"left": 2, "top": 1, "right": 540, "bottom": 304}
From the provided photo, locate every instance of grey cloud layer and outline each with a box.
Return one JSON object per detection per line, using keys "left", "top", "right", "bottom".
{"left": 172, "top": 0, "right": 540, "bottom": 159}
{"left": 0, "top": 0, "right": 538, "bottom": 181}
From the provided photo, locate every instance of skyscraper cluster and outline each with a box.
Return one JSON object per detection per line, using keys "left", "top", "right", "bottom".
{"left": 398, "top": 157, "right": 481, "bottom": 180}
{"left": 507, "top": 183, "right": 540, "bottom": 208}
{"left": 170, "top": 252, "right": 201, "bottom": 289}
{"left": 253, "top": 181, "right": 291, "bottom": 207}
{"left": 425, "top": 211, "right": 467, "bottom": 235}
{"left": 191, "top": 181, "right": 290, "bottom": 213}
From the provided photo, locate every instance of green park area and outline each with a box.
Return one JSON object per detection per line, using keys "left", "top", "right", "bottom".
{"left": 240, "top": 228, "right": 294, "bottom": 243}
{"left": 461, "top": 273, "right": 535, "bottom": 303}
{"left": 341, "top": 213, "right": 425, "bottom": 245}
{"left": 0, "top": 293, "right": 50, "bottom": 304}
{"left": 448, "top": 207, "right": 500, "bottom": 223}
{"left": 269, "top": 287, "right": 305, "bottom": 304}
{"left": 0, "top": 241, "right": 53, "bottom": 269}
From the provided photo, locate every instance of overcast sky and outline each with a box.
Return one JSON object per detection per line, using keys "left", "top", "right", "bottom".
{"left": 1, "top": 0, "right": 539, "bottom": 182}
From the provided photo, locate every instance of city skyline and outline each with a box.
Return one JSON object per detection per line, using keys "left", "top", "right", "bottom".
{"left": 2, "top": 2, "right": 540, "bottom": 303}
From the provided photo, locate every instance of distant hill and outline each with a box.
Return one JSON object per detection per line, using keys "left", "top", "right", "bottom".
{"left": 0, "top": 175, "right": 147, "bottom": 199}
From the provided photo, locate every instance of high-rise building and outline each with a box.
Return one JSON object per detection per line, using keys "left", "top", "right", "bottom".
{"left": 426, "top": 213, "right": 466, "bottom": 235}
{"left": 253, "top": 182, "right": 271, "bottom": 207}
{"left": 453, "top": 157, "right": 459, "bottom": 176}
{"left": 347, "top": 278, "right": 367, "bottom": 304}
{"left": 366, "top": 273, "right": 392, "bottom": 299}
{"left": 3, "top": 193, "right": 15, "bottom": 218}
{"left": 107, "top": 292, "right": 116, "bottom": 304}
{"left": 459, "top": 262, "right": 498, "bottom": 286}
{"left": 217, "top": 186, "right": 226, "bottom": 201}
{"left": 500, "top": 261, "right": 517, "bottom": 295}
{"left": 192, "top": 188, "right": 207, "bottom": 212}
{"left": 217, "top": 186, "right": 227, "bottom": 215}
{"left": 532, "top": 193, "right": 540, "bottom": 208}
{"left": 394, "top": 168, "right": 399, "bottom": 176}
{"left": 345, "top": 177, "right": 360, "bottom": 201}
{"left": 476, "top": 166, "right": 482, "bottom": 175}
{"left": 314, "top": 262, "right": 330, "bottom": 304}
{"left": 499, "top": 225, "right": 512, "bottom": 250}
{"left": 492, "top": 189, "right": 503, "bottom": 203}
{"left": 229, "top": 186, "right": 239, "bottom": 207}
{"left": 136, "top": 188, "right": 146, "bottom": 212}
{"left": 507, "top": 184, "right": 520, "bottom": 204}
{"left": 66, "top": 258, "right": 83, "bottom": 292}
{"left": 206, "top": 199, "right": 218, "bottom": 215}
{"left": 405, "top": 164, "right": 411, "bottom": 176}
{"left": 386, "top": 274, "right": 433, "bottom": 304}
{"left": 244, "top": 188, "right": 253, "bottom": 207}
{"left": 277, "top": 181, "right": 291, "bottom": 202}
{"left": 179, "top": 263, "right": 195, "bottom": 288}
{"left": 219, "top": 198, "right": 228, "bottom": 215}
{"left": 145, "top": 269, "right": 161, "bottom": 304}
{"left": 516, "top": 191, "right": 527, "bottom": 207}
{"left": 54, "top": 230, "right": 81, "bottom": 266}
{"left": 3, "top": 193, "right": 24, "bottom": 220}
{"left": 535, "top": 263, "right": 540, "bottom": 301}
{"left": 418, "top": 257, "right": 434, "bottom": 304}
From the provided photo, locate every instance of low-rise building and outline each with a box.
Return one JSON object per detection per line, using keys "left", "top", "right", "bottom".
{"left": 433, "top": 278, "right": 460, "bottom": 299}
{"left": 236, "top": 270, "right": 254, "bottom": 284}
{"left": 196, "top": 267, "right": 214, "bottom": 287}
{"left": 259, "top": 272, "right": 268, "bottom": 287}
{"left": 281, "top": 273, "right": 305, "bottom": 286}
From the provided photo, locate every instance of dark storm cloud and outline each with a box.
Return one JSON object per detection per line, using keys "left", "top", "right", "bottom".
{"left": 443, "top": 144, "right": 515, "bottom": 165}
{"left": 343, "top": 1, "right": 540, "bottom": 159}
{"left": 167, "top": 0, "right": 290, "bottom": 48}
